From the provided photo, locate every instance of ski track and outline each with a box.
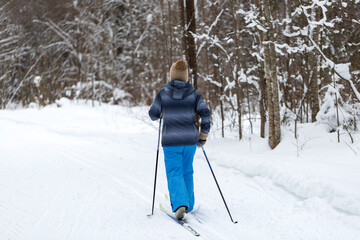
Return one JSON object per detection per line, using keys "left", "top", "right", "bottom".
{"left": 57, "top": 145, "right": 228, "bottom": 240}
{"left": 1, "top": 109, "right": 360, "bottom": 240}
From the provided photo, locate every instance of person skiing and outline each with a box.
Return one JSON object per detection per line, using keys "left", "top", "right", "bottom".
{"left": 148, "top": 59, "right": 211, "bottom": 220}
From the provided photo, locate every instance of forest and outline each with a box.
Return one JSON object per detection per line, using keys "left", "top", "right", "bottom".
{"left": 1, "top": 0, "right": 359, "bottom": 148}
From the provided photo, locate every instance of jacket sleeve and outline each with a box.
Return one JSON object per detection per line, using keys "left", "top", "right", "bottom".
{"left": 195, "top": 92, "right": 211, "bottom": 133}
{"left": 148, "top": 91, "right": 162, "bottom": 121}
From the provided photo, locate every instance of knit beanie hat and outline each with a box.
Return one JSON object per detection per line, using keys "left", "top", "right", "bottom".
{"left": 170, "top": 59, "right": 188, "bottom": 82}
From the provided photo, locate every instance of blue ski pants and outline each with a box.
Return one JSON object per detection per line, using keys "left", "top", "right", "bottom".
{"left": 163, "top": 144, "right": 197, "bottom": 212}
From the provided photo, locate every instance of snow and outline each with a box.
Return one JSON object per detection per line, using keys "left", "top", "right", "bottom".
{"left": 307, "top": 36, "right": 360, "bottom": 102}
{"left": 113, "top": 88, "right": 130, "bottom": 101}
{"left": 333, "top": 63, "right": 360, "bottom": 102}
{"left": 146, "top": 14, "right": 153, "bottom": 24}
{"left": 316, "top": 84, "right": 354, "bottom": 130}
{"left": 33, "top": 76, "right": 41, "bottom": 87}
{"left": 207, "top": 9, "right": 224, "bottom": 36}
{"left": 1, "top": 101, "right": 360, "bottom": 239}
{"left": 335, "top": 63, "right": 351, "bottom": 81}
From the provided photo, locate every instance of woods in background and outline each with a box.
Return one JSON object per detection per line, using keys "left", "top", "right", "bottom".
{"left": 0, "top": 0, "right": 359, "bottom": 149}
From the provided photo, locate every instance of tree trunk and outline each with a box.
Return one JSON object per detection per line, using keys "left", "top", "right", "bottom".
{"left": 168, "top": 1, "right": 173, "bottom": 64}
{"left": 245, "top": 75, "right": 253, "bottom": 134}
{"left": 185, "top": 0, "right": 198, "bottom": 89}
{"left": 262, "top": 0, "right": 281, "bottom": 149}
{"left": 213, "top": 60, "right": 225, "bottom": 138}
{"left": 178, "top": 0, "right": 187, "bottom": 59}
{"left": 160, "top": 0, "right": 169, "bottom": 85}
{"left": 259, "top": 62, "right": 266, "bottom": 138}
{"left": 231, "top": 0, "right": 242, "bottom": 140}
{"left": 308, "top": 6, "right": 320, "bottom": 122}
{"left": 263, "top": 35, "right": 275, "bottom": 148}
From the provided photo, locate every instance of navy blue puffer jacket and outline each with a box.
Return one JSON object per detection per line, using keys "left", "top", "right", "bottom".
{"left": 149, "top": 80, "right": 211, "bottom": 146}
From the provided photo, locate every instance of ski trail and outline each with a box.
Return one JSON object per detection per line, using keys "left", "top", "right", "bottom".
{"left": 162, "top": 193, "right": 227, "bottom": 239}
{"left": 55, "top": 148, "right": 152, "bottom": 205}
{"left": 54, "top": 140, "right": 233, "bottom": 239}
{"left": 2, "top": 108, "right": 360, "bottom": 240}
{"left": 54, "top": 144, "right": 169, "bottom": 215}
{"left": 24, "top": 191, "right": 60, "bottom": 239}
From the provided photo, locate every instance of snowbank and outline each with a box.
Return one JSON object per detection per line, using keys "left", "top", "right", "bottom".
{"left": 207, "top": 122, "right": 360, "bottom": 216}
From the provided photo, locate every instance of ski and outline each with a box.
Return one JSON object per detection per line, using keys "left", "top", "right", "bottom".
{"left": 187, "top": 211, "right": 203, "bottom": 224}
{"left": 159, "top": 203, "right": 200, "bottom": 237}
{"left": 164, "top": 193, "right": 203, "bottom": 224}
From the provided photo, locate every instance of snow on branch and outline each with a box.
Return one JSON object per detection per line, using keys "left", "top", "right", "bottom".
{"left": 299, "top": 0, "right": 334, "bottom": 28}
{"left": 352, "top": 19, "right": 360, "bottom": 25}
{"left": 6, "top": 51, "right": 49, "bottom": 107}
{"left": 198, "top": 73, "right": 222, "bottom": 87}
{"left": 193, "top": 32, "right": 230, "bottom": 61}
{"left": 237, "top": 8, "right": 266, "bottom": 32}
{"left": 33, "top": 19, "right": 75, "bottom": 52}
{"left": 284, "top": 0, "right": 360, "bottom": 102}
{"left": 208, "top": 9, "right": 224, "bottom": 36}
{"left": 196, "top": 9, "right": 224, "bottom": 57}
{"left": 307, "top": 37, "right": 360, "bottom": 101}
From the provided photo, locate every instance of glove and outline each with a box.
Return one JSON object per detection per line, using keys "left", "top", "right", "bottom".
{"left": 197, "top": 132, "right": 208, "bottom": 147}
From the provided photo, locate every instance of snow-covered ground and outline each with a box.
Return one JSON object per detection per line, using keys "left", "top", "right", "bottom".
{"left": 1, "top": 99, "right": 360, "bottom": 240}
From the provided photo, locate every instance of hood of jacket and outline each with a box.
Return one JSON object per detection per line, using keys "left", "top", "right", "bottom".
{"left": 163, "top": 79, "right": 195, "bottom": 100}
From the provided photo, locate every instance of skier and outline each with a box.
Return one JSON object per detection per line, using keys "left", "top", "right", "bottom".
{"left": 149, "top": 59, "right": 211, "bottom": 220}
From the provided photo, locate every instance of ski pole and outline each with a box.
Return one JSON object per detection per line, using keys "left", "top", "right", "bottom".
{"left": 199, "top": 141, "right": 238, "bottom": 224}
{"left": 149, "top": 117, "right": 162, "bottom": 216}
